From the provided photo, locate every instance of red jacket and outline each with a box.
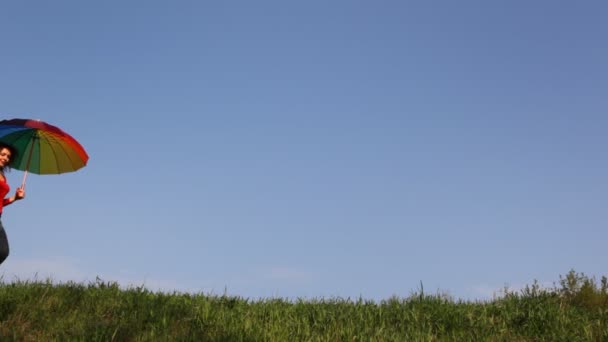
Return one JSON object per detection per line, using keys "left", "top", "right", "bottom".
{"left": 0, "top": 177, "right": 11, "bottom": 215}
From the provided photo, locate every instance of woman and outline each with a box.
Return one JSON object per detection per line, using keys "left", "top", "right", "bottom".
{"left": 0, "top": 142, "right": 25, "bottom": 265}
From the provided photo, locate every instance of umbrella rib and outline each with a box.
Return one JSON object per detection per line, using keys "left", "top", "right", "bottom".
{"left": 59, "top": 135, "right": 84, "bottom": 172}
{"left": 1, "top": 128, "right": 31, "bottom": 146}
{"left": 45, "top": 132, "right": 80, "bottom": 173}
{"left": 42, "top": 133, "right": 63, "bottom": 174}
{"left": 0, "top": 128, "right": 34, "bottom": 169}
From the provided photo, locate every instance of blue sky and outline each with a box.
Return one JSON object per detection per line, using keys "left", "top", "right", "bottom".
{"left": 0, "top": 1, "right": 606, "bottom": 300}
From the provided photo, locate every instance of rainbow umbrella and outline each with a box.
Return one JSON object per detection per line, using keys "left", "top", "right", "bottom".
{"left": 0, "top": 118, "right": 88, "bottom": 186}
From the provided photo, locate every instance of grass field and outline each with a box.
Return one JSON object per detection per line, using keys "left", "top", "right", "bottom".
{"left": 0, "top": 270, "right": 606, "bottom": 341}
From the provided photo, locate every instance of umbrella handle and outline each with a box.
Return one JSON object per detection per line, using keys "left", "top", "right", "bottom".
{"left": 21, "top": 170, "right": 28, "bottom": 189}
{"left": 21, "top": 134, "right": 36, "bottom": 189}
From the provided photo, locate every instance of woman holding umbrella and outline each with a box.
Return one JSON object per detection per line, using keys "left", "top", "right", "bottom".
{"left": 0, "top": 142, "right": 25, "bottom": 266}
{"left": 0, "top": 118, "right": 89, "bottom": 266}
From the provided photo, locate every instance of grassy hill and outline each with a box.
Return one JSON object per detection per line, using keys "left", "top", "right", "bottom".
{"left": 0, "top": 270, "right": 606, "bottom": 341}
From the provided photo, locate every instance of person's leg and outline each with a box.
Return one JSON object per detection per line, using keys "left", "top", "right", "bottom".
{"left": 0, "top": 220, "right": 9, "bottom": 265}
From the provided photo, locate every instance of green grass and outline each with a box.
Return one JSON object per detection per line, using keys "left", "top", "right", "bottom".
{"left": 0, "top": 270, "right": 606, "bottom": 341}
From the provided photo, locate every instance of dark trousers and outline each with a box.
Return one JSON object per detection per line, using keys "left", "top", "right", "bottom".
{"left": 0, "top": 220, "right": 9, "bottom": 265}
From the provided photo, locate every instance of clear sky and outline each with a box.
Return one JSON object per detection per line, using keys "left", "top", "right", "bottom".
{"left": 0, "top": 1, "right": 606, "bottom": 301}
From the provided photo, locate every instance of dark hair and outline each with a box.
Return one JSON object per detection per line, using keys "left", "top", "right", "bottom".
{"left": 0, "top": 142, "right": 18, "bottom": 172}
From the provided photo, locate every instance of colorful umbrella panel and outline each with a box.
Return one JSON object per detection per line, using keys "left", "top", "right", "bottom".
{"left": 0, "top": 119, "right": 88, "bottom": 175}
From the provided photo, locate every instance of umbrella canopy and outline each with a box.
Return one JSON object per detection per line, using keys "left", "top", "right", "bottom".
{"left": 0, "top": 119, "right": 88, "bottom": 182}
